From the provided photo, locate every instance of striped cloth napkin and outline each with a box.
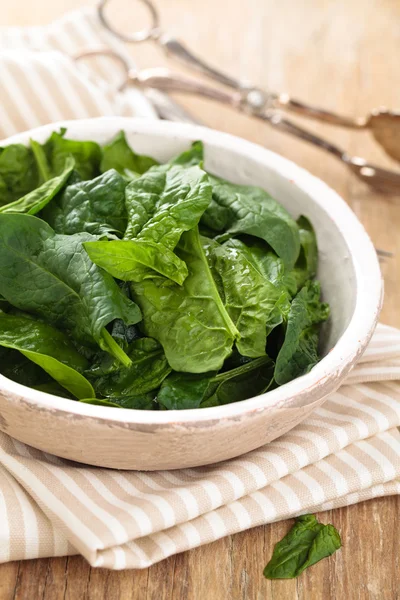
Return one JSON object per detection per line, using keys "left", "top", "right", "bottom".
{"left": 0, "top": 7, "right": 400, "bottom": 570}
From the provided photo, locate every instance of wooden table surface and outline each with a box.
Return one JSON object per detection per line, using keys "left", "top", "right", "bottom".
{"left": 1, "top": 1, "right": 400, "bottom": 598}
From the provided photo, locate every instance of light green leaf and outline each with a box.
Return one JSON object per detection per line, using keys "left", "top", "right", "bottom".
{"left": 131, "top": 228, "right": 239, "bottom": 373}
{"left": 84, "top": 239, "right": 188, "bottom": 285}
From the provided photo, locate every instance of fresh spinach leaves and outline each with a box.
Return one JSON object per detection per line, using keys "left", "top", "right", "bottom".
{"left": 0, "top": 214, "right": 141, "bottom": 366}
{"left": 0, "top": 131, "right": 329, "bottom": 409}
{"left": 263, "top": 514, "right": 341, "bottom": 579}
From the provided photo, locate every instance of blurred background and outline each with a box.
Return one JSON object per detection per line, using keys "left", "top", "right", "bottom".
{"left": 2, "top": 0, "right": 400, "bottom": 323}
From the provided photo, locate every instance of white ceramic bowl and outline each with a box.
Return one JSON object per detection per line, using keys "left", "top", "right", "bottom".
{"left": 0, "top": 117, "right": 382, "bottom": 470}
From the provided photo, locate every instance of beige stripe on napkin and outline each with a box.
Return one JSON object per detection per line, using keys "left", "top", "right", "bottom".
{"left": 0, "top": 324, "right": 399, "bottom": 569}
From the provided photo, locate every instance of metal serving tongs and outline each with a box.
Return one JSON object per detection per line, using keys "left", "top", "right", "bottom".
{"left": 92, "top": 0, "right": 400, "bottom": 194}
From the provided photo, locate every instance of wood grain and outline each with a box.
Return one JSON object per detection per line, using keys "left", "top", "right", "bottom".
{"left": 1, "top": 0, "right": 400, "bottom": 598}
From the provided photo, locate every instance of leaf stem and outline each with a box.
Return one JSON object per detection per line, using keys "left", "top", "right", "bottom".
{"left": 30, "top": 139, "right": 51, "bottom": 182}
{"left": 101, "top": 328, "right": 132, "bottom": 368}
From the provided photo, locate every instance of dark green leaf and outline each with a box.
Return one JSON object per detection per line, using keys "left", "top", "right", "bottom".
{"left": 158, "top": 355, "right": 274, "bottom": 409}
{"left": 0, "top": 214, "right": 141, "bottom": 365}
{"left": 124, "top": 163, "right": 211, "bottom": 244}
{"left": 44, "top": 128, "right": 101, "bottom": 180}
{"left": 0, "top": 157, "right": 74, "bottom": 216}
{"left": 275, "top": 281, "right": 330, "bottom": 385}
{"left": 100, "top": 131, "right": 158, "bottom": 176}
{"left": 0, "top": 143, "right": 39, "bottom": 206}
{"left": 131, "top": 227, "right": 239, "bottom": 373}
{"left": 201, "top": 177, "right": 300, "bottom": 269}
{"left": 43, "top": 168, "right": 128, "bottom": 236}
{"left": 84, "top": 238, "right": 188, "bottom": 285}
{"left": 0, "top": 312, "right": 94, "bottom": 399}
{"left": 263, "top": 514, "right": 341, "bottom": 579}
{"left": 288, "top": 216, "right": 318, "bottom": 292}
{"left": 90, "top": 338, "right": 171, "bottom": 397}
{"left": 0, "top": 346, "right": 50, "bottom": 387}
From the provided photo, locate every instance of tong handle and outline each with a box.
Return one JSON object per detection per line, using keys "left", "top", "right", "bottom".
{"left": 274, "top": 95, "right": 365, "bottom": 128}
{"left": 131, "top": 67, "right": 242, "bottom": 107}
{"left": 159, "top": 35, "right": 250, "bottom": 91}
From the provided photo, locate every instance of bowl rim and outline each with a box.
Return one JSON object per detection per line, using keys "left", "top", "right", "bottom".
{"left": 0, "top": 117, "right": 383, "bottom": 426}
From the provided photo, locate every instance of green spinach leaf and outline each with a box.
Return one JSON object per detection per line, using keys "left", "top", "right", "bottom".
{"left": 158, "top": 355, "right": 274, "bottom": 409}
{"left": 124, "top": 163, "right": 212, "bottom": 245}
{"left": 43, "top": 168, "right": 128, "bottom": 236}
{"left": 100, "top": 131, "right": 158, "bottom": 176}
{"left": 201, "top": 178, "right": 300, "bottom": 270}
{"left": 0, "top": 143, "right": 39, "bottom": 205}
{"left": 205, "top": 238, "right": 285, "bottom": 357}
{"left": 89, "top": 338, "right": 171, "bottom": 397}
{"left": 275, "top": 281, "right": 329, "bottom": 385}
{"left": 84, "top": 238, "right": 188, "bottom": 285}
{"left": 0, "top": 157, "right": 74, "bottom": 216}
{"left": 288, "top": 216, "right": 318, "bottom": 292}
{"left": 263, "top": 514, "right": 341, "bottom": 579}
{"left": 0, "top": 312, "right": 94, "bottom": 399}
{"left": 0, "top": 214, "right": 141, "bottom": 366}
{"left": 31, "top": 139, "right": 52, "bottom": 183}
{"left": 170, "top": 140, "right": 204, "bottom": 167}
{"left": 131, "top": 227, "right": 239, "bottom": 373}
{"left": 44, "top": 128, "right": 101, "bottom": 180}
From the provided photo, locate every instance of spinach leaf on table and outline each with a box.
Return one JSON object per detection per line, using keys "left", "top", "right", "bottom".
{"left": 0, "top": 157, "right": 74, "bottom": 216}
{"left": 158, "top": 355, "right": 274, "bottom": 410}
{"left": 204, "top": 238, "right": 285, "bottom": 357}
{"left": 0, "top": 312, "right": 94, "bottom": 399}
{"left": 201, "top": 177, "right": 300, "bottom": 270}
{"left": 43, "top": 128, "right": 102, "bottom": 180}
{"left": 89, "top": 338, "right": 171, "bottom": 398}
{"left": 43, "top": 168, "right": 128, "bottom": 236}
{"left": 0, "top": 214, "right": 141, "bottom": 366}
{"left": 264, "top": 514, "right": 341, "bottom": 579}
{"left": 0, "top": 143, "right": 39, "bottom": 205}
{"left": 100, "top": 131, "right": 158, "bottom": 176}
{"left": 274, "top": 281, "right": 330, "bottom": 385}
{"left": 131, "top": 227, "right": 239, "bottom": 373}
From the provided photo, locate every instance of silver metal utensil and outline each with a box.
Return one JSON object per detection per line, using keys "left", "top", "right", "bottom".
{"left": 75, "top": 48, "right": 400, "bottom": 195}
{"left": 98, "top": 0, "right": 400, "bottom": 164}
